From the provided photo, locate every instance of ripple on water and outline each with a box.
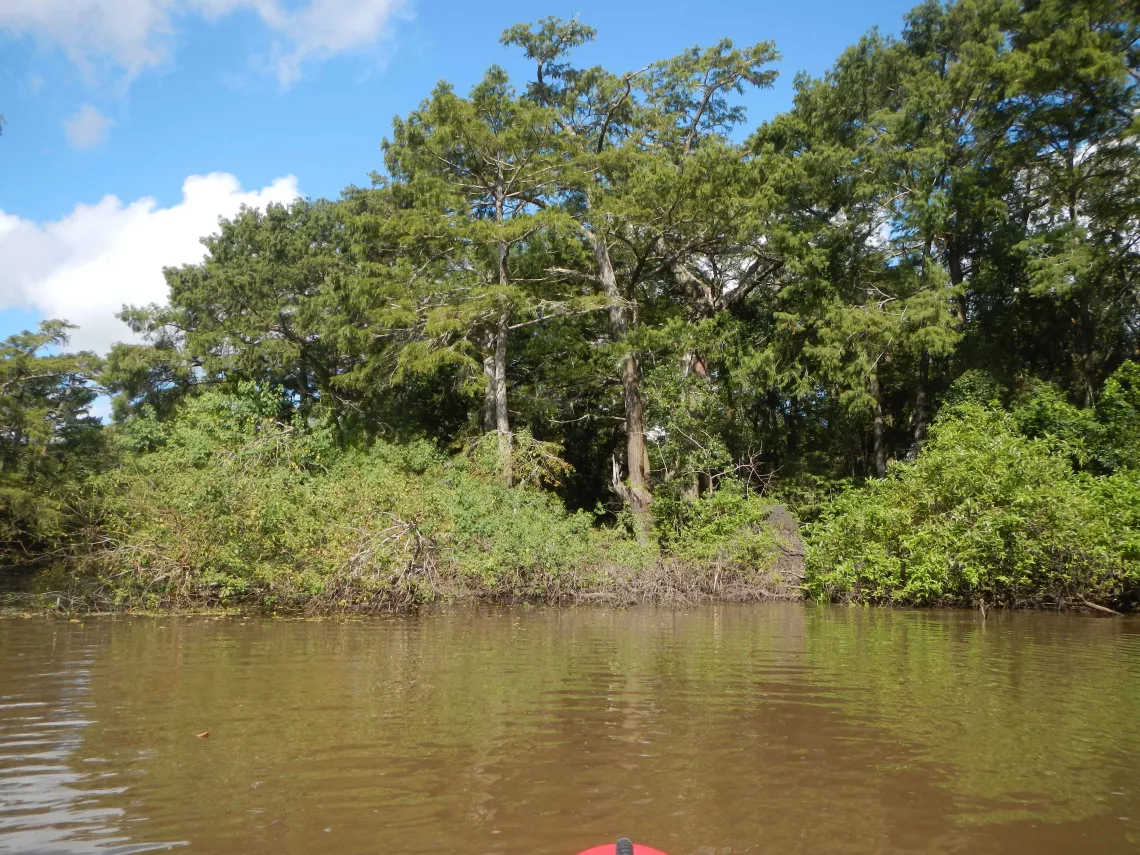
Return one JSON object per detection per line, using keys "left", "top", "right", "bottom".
{"left": 1, "top": 606, "right": 1139, "bottom": 854}
{"left": 0, "top": 638, "right": 186, "bottom": 855}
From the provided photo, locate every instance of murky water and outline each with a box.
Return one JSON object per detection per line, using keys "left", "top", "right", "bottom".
{"left": 2, "top": 605, "right": 1139, "bottom": 854}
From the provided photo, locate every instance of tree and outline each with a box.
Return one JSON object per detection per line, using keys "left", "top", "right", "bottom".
{"left": 504, "top": 19, "right": 780, "bottom": 529}
{"left": 161, "top": 199, "right": 355, "bottom": 418}
{"left": 381, "top": 68, "right": 589, "bottom": 482}
{"left": 753, "top": 31, "right": 915, "bottom": 478}
{"left": 871, "top": 0, "right": 1013, "bottom": 449}
{"left": 1003, "top": 0, "right": 1140, "bottom": 405}
{"left": 0, "top": 322, "right": 103, "bottom": 567}
{"left": 102, "top": 305, "right": 197, "bottom": 423}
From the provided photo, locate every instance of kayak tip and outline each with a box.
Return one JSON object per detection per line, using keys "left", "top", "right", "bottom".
{"left": 575, "top": 839, "right": 669, "bottom": 855}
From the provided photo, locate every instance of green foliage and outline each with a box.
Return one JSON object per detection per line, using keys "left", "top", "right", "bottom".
{"left": 944, "top": 370, "right": 1006, "bottom": 409}
{"left": 457, "top": 429, "right": 573, "bottom": 489}
{"left": 1097, "top": 361, "right": 1140, "bottom": 470}
{"left": 806, "top": 404, "right": 1140, "bottom": 608}
{"left": 1010, "top": 380, "right": 1100, "bottom": 464}
{"left": 69, "top": 388, "right": 645, "bottom": 610}
{"left": 653, "top": 479, "right": 782, "bottom": 575}
{"left": 769, "top": 462, "right": 853, "bottom": 524}
{"left": 0, "top": 322, "right": 104, "bottom": 569}
{"left": 1007, "top": 362, "right": 1140, "bottom": 472}
{"left": 7, "top": 1, "right": 1140, "bottom": 613}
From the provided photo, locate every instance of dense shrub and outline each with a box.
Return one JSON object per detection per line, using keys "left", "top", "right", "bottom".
{"left": 59, "top": 389, "right": 613, "bottom": 610}
{"left": 805, "top": 404, "right": 1140, "bottom": 609}
{"left": 45, "top": 387, "right": 790, "bottom": 612}
{"left": 655, "top": 481, "right": 778, "bottom": 570}
{"left": 951, "top": 363, "right": 1140, "bottom": 473}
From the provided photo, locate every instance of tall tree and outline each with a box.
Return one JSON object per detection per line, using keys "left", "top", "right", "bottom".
{"left": 161, "top": 199, "right": 356, "bottom": 420}
{"left": 504, "top": 19, "right": 779, "bottom": 527}
{"left": 873, "top": 0, "right": 1013, "bottom": 448}
{"left": 382, "top": 68, "right": 588, "bottom": 482}
{"left": 1004, "top": 0, "right": 1140, "bottom": 405}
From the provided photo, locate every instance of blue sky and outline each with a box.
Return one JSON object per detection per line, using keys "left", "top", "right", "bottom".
{"left": 0, "top": 0, "right": 919, "bottom": 356}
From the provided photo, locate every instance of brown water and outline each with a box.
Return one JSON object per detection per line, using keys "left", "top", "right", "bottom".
{"left": 1, "top": 605, "right": 1139, "bottom": 855}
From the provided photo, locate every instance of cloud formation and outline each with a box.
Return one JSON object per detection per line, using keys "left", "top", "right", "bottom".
{"left": 0, "top": 0, "right": 407, "bottom": 86}
{"left": 0, "top": 172, "right": 301, "bottom": 355}
{"left": 258, "top": 0, "right": 407, "bottom": 86}
{"left": 64, "top": 105, "right": 115, "bottom": 149}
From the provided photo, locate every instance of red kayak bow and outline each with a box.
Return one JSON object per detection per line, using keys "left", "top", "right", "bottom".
{"left": 576, "top": 839, "right": 668, "bottom": 855}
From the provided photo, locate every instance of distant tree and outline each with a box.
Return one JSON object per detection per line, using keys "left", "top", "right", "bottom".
{"left": 0, "top": 321, "right": 103, "bottom": 568}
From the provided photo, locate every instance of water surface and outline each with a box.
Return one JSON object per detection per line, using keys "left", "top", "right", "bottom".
{"left": 2, "top": 605, "right": 1138, "bottom": 854}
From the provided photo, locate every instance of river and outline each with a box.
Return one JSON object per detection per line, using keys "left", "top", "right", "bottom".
{"left": 1, "top": 605, "right": 1138, "bottom": 854}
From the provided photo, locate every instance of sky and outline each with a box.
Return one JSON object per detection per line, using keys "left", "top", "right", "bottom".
{"left": 0, "top": 0, "right": 920, "bottom": 357}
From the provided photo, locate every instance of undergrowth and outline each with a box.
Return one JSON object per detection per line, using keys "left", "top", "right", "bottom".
{"left": 25, "top": 387, "right": 795, "bottom": 613}
{"left": 805, "top": 403, "right": 1140, "bottom": 610}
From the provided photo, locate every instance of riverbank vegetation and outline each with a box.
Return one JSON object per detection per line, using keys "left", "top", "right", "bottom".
{"left": 3, "top": 0, "right": 1139, "bottom": 612}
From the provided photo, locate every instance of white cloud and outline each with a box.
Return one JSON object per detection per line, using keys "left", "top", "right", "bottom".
{"left": 64, "top": 105, "right": 115, "bottom": 149}
{"left": 258, "top": 0, "right": 407, "bottom": 86}
{"left": 0, "top": 172, "right": 301, "bottom": 355}
{"left": 0, "top": 0, "right": 407, "bottom": 86}
{"left": 0, "top": 0, "right": 176, "bottom": 81}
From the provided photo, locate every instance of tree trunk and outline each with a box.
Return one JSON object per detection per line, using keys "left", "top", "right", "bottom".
{"left": 482, "top": 348, "right": 497, "bottom": 434}
{"left": 913, "top": 348, "right": 929, "bottom": 455}
{"left": 869, "top": 368, "right": 888, "bottom": 478}
{"left": 491, "top": 186, "right": 513, "bottom": 486}
{"left": 297, "top": 364, "right": 309, "bottom": 419}
{"left": 948, "top": 248, "right": 967, "bottom": 326}
{"left": 493, "top": 310, "right": 512, "bottom": 487}
{"left": 786, "top": 395, "right": 800, "bottom": 462}
{"left": 593, "top": 231, "right": 652, "bottom": 538}
{"left": 680, "top": 350, "right": 709, "bottom": 500}
{"left": 681, "top": 350, "right": 708, "bottom": 379}
{"left": 1082, "top": 351, "right": 1097, "bottom": 410}
{"left": 622, "top": 352, "right": 652, "bottom": 518}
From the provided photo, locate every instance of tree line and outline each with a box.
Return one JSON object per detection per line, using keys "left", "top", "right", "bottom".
{"left": 3, "top": 0, "right": 1139, "bottom": 609}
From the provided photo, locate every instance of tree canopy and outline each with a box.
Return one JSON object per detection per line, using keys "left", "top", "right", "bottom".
{"left": 4, "top": 0, "right": 1140, "bottom": 611}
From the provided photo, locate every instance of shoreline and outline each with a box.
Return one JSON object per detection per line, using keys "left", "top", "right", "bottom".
{"left": 3, "top": 586, "right": 1128, "bottom": 618}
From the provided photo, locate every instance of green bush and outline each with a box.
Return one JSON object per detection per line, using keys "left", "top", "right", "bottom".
{"left": 655, "top": 480, "right": 775, "bottom": 566}
{"left": 65, "top": 387, "right": 654, "bottom": 611}
{"left": 1097, "top": 362, "right": 1140, "bottom": 471}
{"left": 805, "top": 404, "right": 1140, "bottom": 609}
{"left": 39, "top": 384, "right": 803, "bottom": 612}
{"left": 953, "top": 363, "right": 1140, "bottom": 474}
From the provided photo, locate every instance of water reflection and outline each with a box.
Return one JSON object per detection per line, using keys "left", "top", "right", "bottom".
{"left": 0, "top": 627, "right": 184, "bottom": 853}
{"left": 0, "top": 606, "right": 1138, "bottom": 854}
